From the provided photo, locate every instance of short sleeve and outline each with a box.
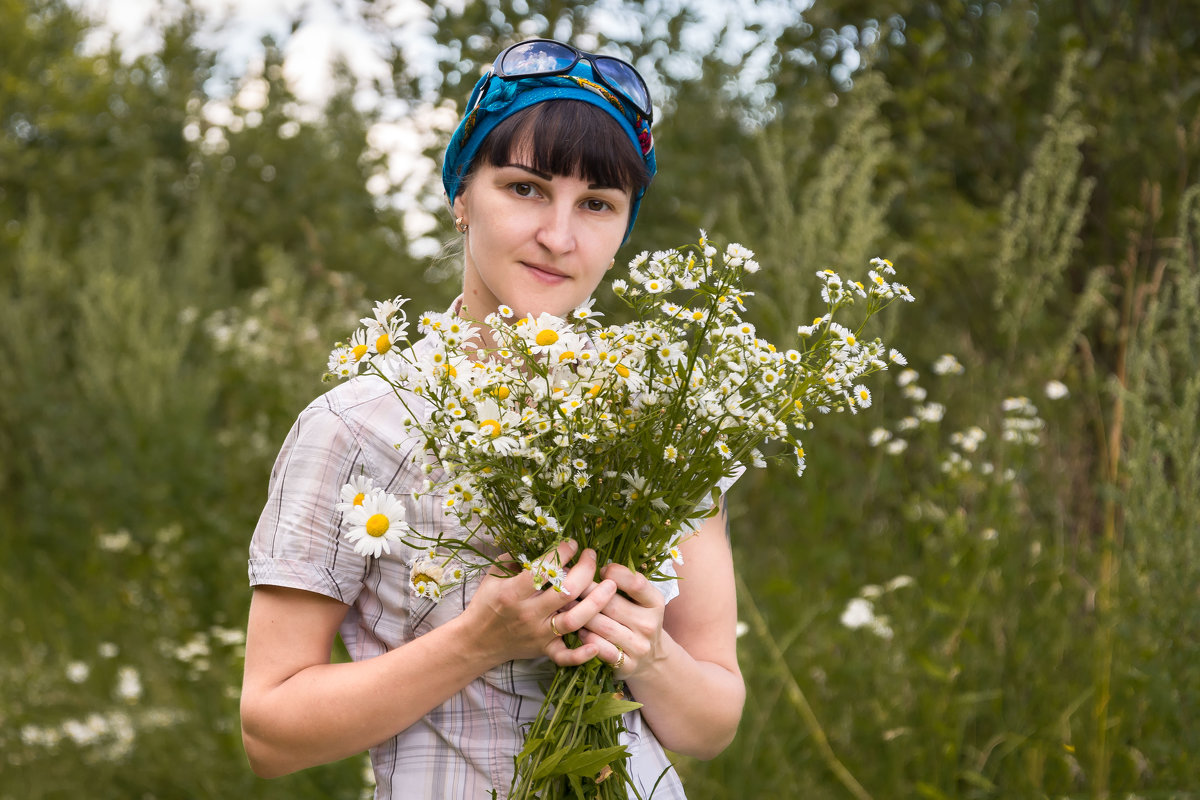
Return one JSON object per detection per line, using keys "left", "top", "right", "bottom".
{"left": 248, "top": 400, "right": 371, "bottom": 605}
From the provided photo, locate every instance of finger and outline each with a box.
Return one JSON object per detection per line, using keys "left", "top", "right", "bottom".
{"left": 549, "top": 577, "right": 616, "bottom": 637}
{"left": 576, "top": 629, "right": 630, "bottom": 674}
{"left": 558, "top": 547, "right": 600, "bottom": 598}
{"left": 600, "top": 562, "right": 664, "bottom": 609}
{"left": 545, "top": 636, "right": 600, "bottom": 667}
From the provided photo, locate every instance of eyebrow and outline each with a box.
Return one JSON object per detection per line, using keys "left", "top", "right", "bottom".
{"left": 501, "top": 163, "right": 621, "bottom": 191}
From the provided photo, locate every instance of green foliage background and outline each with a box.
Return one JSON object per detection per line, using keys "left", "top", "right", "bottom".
{"left": 2, "top": 0, "right": 1198, "bottom": 797}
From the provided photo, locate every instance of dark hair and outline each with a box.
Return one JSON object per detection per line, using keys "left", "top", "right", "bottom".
{"left": 466, "top": 100, "right": 651, "bottom": 194}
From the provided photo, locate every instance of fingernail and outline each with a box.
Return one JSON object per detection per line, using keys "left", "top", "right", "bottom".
{"left": 565, "top": 538, "right": 578, "bottom": 551}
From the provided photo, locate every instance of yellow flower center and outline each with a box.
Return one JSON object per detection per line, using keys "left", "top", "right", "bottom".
{"left": 443, "top": 363, "right": 457, "bottom": 377}
{"left": 352, "top": 492, "right": 365, "bottom": 506}
{"left": 352, "top": 344, "right": 369, "bottom": 361}
{"left": 491, "top": 385, "right": 510, "bottom": 400}
{"left": 375, "top": 333, "right": 391, "bottom": 353}
{"left": 480, "top": 419, "right": 502, "bottom": 438}
{"left": 365, "top": 513, "right": 390, "bottom": 538}
{"left": 615, "top": 364, "right": 630, "bottom": 378}
{"left": 535, "top": 329, "right": 559, "bottom": 346}
{"left": 559, "top": 350, "right": 576, "bottom": 362}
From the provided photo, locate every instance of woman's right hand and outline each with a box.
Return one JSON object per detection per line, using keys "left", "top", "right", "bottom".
{"left": 461, "top": 539, "right": 617, "bottom": 667}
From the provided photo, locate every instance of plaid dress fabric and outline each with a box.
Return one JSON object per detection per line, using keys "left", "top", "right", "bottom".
{"left": 249, "top": 338, "right": 687, "bottom": 799}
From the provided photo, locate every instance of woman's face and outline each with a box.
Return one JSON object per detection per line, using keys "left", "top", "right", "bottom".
{"left": 453, "top": 155, "right": 632, "bottom": 323}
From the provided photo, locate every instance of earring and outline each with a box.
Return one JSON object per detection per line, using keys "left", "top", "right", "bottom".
{"left": 455, "top": 217, "right": 469, "bottom": 233}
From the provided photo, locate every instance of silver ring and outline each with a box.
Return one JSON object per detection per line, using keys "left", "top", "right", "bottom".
{"left": 549, "top": 615, "right": 563, "bottom": 637}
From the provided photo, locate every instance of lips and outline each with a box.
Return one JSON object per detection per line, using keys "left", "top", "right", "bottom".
{"left": 522, "top": 262, "right": 569, "bottom": 282}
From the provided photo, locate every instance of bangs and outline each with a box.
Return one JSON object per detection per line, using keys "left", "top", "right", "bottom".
{"left": 472, "top": 101, "right": 650, "bottom": 192}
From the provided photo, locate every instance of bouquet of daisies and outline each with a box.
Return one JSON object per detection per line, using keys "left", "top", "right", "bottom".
{"left": 326, "top": 233, "right": 912, "bottom": 799}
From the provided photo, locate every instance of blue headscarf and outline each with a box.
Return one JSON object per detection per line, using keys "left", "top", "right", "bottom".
{"left": 442, "top": 58, "right": 657, "bottom": 245}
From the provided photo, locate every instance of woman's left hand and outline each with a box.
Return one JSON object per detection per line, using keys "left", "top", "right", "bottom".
{"left": 576, "top": 562, "right": 667, "bottom": 680}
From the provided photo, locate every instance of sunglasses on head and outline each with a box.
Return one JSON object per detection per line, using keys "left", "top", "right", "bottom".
{"left": 490, "top": 38, "right": 653, "bottom": 122}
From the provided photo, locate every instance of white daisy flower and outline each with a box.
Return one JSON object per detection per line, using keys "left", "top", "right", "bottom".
{"left": 522, "top": 312, "right": 572, "bottom": 355}
{"left": 336, "top": 474, "right": 374, "bottom": 514}
{"left": 408, "top": 557, "right": 445, "bottom": 601}
{"left": 343, "top": 489, "right": 406, "bottom": 558}
{"left": 327, "top": 345, "right": 358, "bottom": 378}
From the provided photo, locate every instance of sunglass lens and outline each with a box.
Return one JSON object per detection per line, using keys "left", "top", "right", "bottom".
{"left": 594, "top": 57, "right": 650, "bottom": 115}
{"left": 499, "top": 41, "right": 576, "bottom": 76}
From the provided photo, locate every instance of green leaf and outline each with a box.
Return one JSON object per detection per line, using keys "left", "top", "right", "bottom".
{"left": 581, "top": 694, "right": 643, "bottom": 724}
{"left": 958, "top": 770, "right": 997, "bottom": 791}
{"left": 515, "top": 736, "right": 545, "bottom": 762}
{"left": 914, "top": 782, "right": 952, "bottom": 800}
{"left": 558, "top": 745, "right": 630, "bottom": 778}
{"left": 529, "top": 748, "right": 569, "bottom": 781}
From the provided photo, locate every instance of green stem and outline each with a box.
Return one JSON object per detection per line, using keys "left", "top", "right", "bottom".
{"left": 737, "top": 573, "right": 874, "bottom": 800}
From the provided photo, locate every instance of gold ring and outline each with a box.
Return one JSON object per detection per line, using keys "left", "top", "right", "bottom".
{"left": 549, "top": 615, "right": 563, "bottom": 637}
{"left": 614, "top": 645, "right": 625, "bottom": 670}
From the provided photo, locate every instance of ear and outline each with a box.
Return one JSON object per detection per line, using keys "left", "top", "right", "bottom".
{"left": 451, "top": 192, "right": 467, "bottom": 222}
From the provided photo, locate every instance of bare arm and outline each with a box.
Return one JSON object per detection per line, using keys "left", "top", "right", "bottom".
{"left": 578, "top": 508, "right": 745, "bottom": 759}
{"left": 240, "top": 541, "right": 617, "bottom": 778}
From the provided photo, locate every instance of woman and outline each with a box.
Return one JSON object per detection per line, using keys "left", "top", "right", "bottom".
{"left": 240, "top": 38, "right": 744, "bottom": 798}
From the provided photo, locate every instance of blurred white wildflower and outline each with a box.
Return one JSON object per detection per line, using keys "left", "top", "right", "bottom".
{"left": 66, "top": 661, "right": 90, "bottom": 684}
{"left": 210, "top": 626, "right": 246, "bottom": 647}
{"left": 1044, "top": 379, "right": 1069, "bottom": 399}
{"left": 114, "top": 666, "right": 142, "bottom": 703}
{"left": 21, "top": 723, "right": 63, "bottom": 749}
{"left": 840, "top": 597, "right": 894, "bottom": 640}
{"left": 915, "top": 402, "right": 946, "bottom": 423}
{"left": 98, "top": 642, "right": 119, "bottom": 659}
{"left": 98, "top": 529, "right": 133, "bottom": 553}
{"left": 840, "top": 597, "right": 876, "bottom": 629}
{"left": 932, "top": 353, "right": 965, "bottom": 375}
{"left": 949, "top": 426, "right": 987, "bottom": 453}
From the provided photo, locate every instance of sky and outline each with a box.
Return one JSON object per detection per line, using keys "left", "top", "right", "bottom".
{"left": 65, "top": 0, "right": 824, "bottom": 253}
{"left": 71, "top": 0, "right": 452, "bottom": 250}
{"left": 72, "top": 0, "right": 422, "bottom": 105}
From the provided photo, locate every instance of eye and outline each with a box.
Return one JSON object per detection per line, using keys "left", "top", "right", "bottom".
{"left": 510, "top": 182, "right": 535, "bottom": 197}
{"left": 585, "top": 198, "right": 613, "bottom": 212}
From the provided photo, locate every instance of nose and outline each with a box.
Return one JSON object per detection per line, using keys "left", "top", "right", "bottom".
{"left": 534, "top": 198, "right": 576, "bottom": 255}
